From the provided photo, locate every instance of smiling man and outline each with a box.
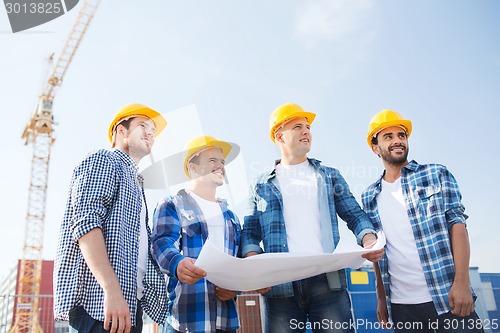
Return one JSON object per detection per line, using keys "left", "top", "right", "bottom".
{"left": 241, "top": 102, "right": 384, "bottom": 333}
{"left": 152, "top": 135, "right": 242, "bottom": 333}
{"left": 54, "top": 103, "right": 168, "bottom": 333}
{"left": 362, "top": 109, "right": 484, "bottom": 333}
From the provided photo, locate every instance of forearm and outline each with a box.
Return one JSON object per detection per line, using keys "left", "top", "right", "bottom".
{"left": 450, "top": 223, "right": 471, "bottom": 285}
{"left": 151, "top": 201, "right": 184, "bottom": 277}
{"left": 241, "top": 214, "right": 263, "bottom": 256}
{"left": 333, "top": 174, "right": 376, "bottom": 244}
{"left": 373, "top": 262, "right": 385, "bottom": 299}
{"left": 78, "top": 228, "right": 122, "bottom": 294}
{"left": 152, "top": 239, "right": 184, "bottom": 278}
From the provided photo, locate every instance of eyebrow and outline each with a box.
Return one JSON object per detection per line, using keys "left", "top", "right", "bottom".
{"left": 382, "top": 131, "right": 406, "bottom": 138}
{"left": 139, "top": 120, "right": 156, "bottom": 130}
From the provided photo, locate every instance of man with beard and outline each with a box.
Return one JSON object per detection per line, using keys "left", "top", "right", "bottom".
{"left": 362, "top": 110, "right": 483, "bottom": 333}
{"left": 152, "top": 135, "right": 241, "bottom": 333}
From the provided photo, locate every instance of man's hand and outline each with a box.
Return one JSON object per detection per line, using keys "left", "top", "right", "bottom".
{"left": 78, "top": 228, "right": 132, "bottom": 333}
{"left": 103, "top": 289, "right": 132, "bottom": 333}
{"left": 215, "top": 287, "right": 238, "bottom": 301}
{"left": 449, "top": 281, "right": 474, "bottom": 317}
{"left": 361, "top": 233, "right": 384, "bottom": 262}
{"left": 176, "top": 258, "right": 206, "bottom": 284}
{"left": 448, "top": 223, "right": 474, "bottom": 317}
{"left": 376, "top": 297, "right": 390, "bottom": 329}
{"left": 250, "top": 287, "right": 271, "bottom": 295}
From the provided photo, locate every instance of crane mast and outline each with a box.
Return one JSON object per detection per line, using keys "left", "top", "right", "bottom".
{"left": 12, "top": 1, "right": 100, "bottom": 332}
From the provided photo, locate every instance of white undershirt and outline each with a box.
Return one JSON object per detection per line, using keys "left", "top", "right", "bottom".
{"left": 137, "top": 196, "right": 148, "bottom": 300}
{"left": 276, "top": 160, "right": 323, "bottom": 254}
{"left": 377, "top": 178, "right": 432, "bottom": 304}
{"left": 188, "top": 190, "right": 226, "bottom": 251}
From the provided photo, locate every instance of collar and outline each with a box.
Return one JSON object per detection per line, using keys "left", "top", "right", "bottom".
{"left": 373, "top": 159, "right": 420, "bottom": 189}
{"left": 266, "top": 157, "right": 322, "bottom": 181}
{"left": 177, "top": 188, "right": 228, "bottom": 207}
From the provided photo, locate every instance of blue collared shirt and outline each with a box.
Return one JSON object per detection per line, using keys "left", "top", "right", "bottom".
{"left": 54, "top": 149, "right": 168, "bottom": 325}
{"left": 152, "top": 190, "right": 241, "bottom": 333}
{"left": 241, "top": 158, "right": 376, "bottom": 298}
{"left": 362, "top": 160, "right": 469, "bottom": 315}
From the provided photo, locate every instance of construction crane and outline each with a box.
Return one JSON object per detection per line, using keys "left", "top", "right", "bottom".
{"left": 12, "top": 1, "right": 100, "bottom": 332}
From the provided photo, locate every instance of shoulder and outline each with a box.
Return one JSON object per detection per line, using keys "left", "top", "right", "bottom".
{"left": 73, "top": 149, "right": 116, "bottom": 173}
{"left": 410, "top": 161, "right": 451, "bottom": 176}
{"left": 157, "top": 190, "right": 195, "bottom": 211}
{"left": 82, "top": 149, "right": 116, "bottom": 164}
{"left": 156, "top": 194, "right": 179, "bottom": 208}
{"left": 154, "top": 195, "right": 180, "bottom": 219}
{"left": 252, "top": 169, "right": 274, "bottom": 186}
{"left": 308, "top": 158, "right": 340, "bottom": 176}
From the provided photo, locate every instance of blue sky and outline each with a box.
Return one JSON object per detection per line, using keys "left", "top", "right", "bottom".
{"left": 1, "top": 0, "right": 499, "bottom": 279}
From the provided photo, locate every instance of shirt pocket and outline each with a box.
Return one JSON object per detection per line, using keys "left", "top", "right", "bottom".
{"left": 179, "top": 209, "right": 201, "bottom": 237}
{"left": 416, "top": 185, "right": 441, "bottom": 216}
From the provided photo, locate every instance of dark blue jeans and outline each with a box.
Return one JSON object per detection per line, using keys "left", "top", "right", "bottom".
{"left": 69, "top": 302, "right": 143, "bottom": 333}
{"left": 264, "top": 274, "right": 355, "bottom": 333}
{"left": 391, "top": 302, "right": 484, "bottom": 333}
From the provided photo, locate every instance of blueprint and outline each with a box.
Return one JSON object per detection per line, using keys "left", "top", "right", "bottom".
{"left": 195, "top": 231, "right": 385, "bottom": 291}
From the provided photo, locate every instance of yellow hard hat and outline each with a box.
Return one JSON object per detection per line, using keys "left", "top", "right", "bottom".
{"left": 108, "top": 103, "right": 167, "bottom": 142}
{"left": 183, "top": 135, "right": 232, "bottom": 177}
{"left": 269, "top": 103, "right": 316, "bottom": 142}
{"left": 367, "top": 109, "right": 412, "bottom": 147}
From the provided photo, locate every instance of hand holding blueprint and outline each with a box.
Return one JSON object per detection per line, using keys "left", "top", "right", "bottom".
{"left": 195, "top": 231, "right": 385, "bottom": 291}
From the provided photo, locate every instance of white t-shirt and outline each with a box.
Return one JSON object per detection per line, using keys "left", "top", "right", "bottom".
{"left": 377, "top": 177, "right": 432, "bottom": 304}
{"left": 137, "top": 196, "right": 148, "bottom": 300}
{"left": 188, "top": 190, "right": 226, "bottom": 251}
{"left": 276, "top": 160, "right": 323, "bottom": 254}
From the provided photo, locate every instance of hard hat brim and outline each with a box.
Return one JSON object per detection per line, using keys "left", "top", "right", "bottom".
{"left": 183, "top": 139, "right": 233, "bottom": 177}
{"left": 270, "top": 111, "right": 316, "bottom": 142}
{"left": 140, "top": 141, "right": 240, "bottom": 188}
{"left": 108, "top": 106, "right": 167, "bottom": 142}
{"left": 367, "top": 119, "right": 412, "bottom": 147}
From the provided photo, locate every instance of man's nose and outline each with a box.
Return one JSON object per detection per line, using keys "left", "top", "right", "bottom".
{"left": 145, "top": 126, "right": 155, "bottom": 138}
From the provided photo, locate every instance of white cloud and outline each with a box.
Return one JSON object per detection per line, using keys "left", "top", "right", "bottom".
{"left": 295, "top": 0, "right": 376, "bottom": 47}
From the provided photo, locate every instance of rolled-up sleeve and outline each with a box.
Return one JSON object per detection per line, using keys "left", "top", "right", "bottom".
{"left": 440, "top": 167, "right": 468, "bottom": 228}
{"left": 70, "top": 153, "right": 115, "bottom": 242}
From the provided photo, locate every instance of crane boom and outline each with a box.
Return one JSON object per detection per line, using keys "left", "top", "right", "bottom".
{"left": 13, "top": 1, "right": 100, "bottom": 332}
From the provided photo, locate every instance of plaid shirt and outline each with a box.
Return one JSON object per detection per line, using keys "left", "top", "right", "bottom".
{"left": 241, "top": 158, "right": 375, "bottom": 298}
{"left": 362, "top": 160, "right": 469, "bottom": 315}
{"left": 54, "top": 149, "right": 168, "bottom": 325}
{"left": 152, "top": 189, "right": 241, "bottom": 333}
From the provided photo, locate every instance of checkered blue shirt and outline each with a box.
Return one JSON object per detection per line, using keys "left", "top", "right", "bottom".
{"left": 54, "top": 149, "right": 168, "bottom": 325}
{"left": 152, "top": 189, "right": 241, "bottom": 333}
{"left": 241, "top": 158, "right": 375, "bottom": 298}
{"left": 362, "top": 160, "right": 470, "bottom": 315}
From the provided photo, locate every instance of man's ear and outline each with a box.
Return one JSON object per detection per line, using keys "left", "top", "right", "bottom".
{"left": 116, "top": 124, "right": 127, "bottom": 138}
{"left": 371, "top": 144, "right": 381, "bottom": 158}
{"left": 187, "top": 162, "right": 197, "bottom": 177}
{"left": 275, "top": 131, "right": 284, "bottom": 143}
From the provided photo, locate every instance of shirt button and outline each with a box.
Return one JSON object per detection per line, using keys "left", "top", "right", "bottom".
{"left": 283, "top": 244, "right": 286, "bottom": 248}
